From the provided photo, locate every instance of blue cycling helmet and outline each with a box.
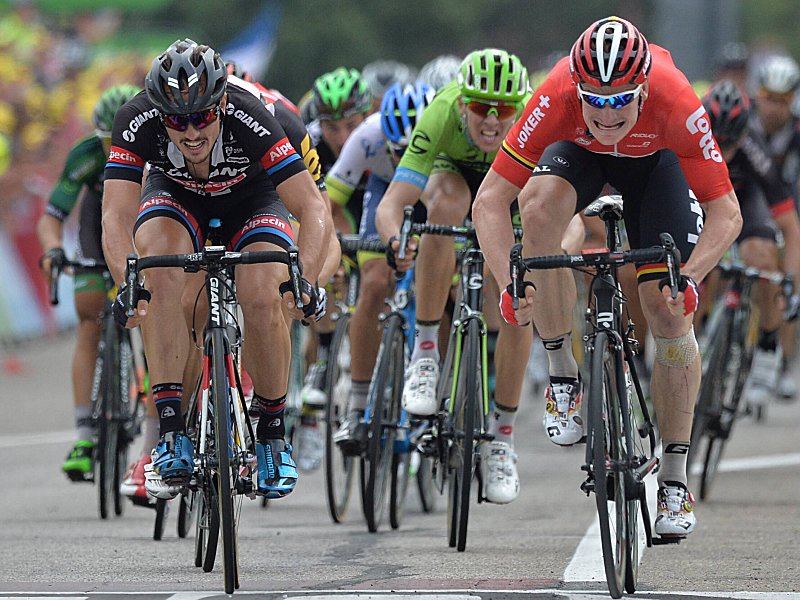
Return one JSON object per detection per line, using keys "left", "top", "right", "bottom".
{"left": 380, "top": 81, "right": 436, "bottom": 147}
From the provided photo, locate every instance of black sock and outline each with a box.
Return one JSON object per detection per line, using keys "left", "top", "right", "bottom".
{"left": 153, "top": 383, "right": 183, "bottom": 436}
{"left": 254, "top": 394, "right": 286, "bottom": 441}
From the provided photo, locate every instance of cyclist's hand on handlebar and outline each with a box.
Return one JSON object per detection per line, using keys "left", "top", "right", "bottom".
{"left": 658, "top": 275, "right": 699, "bottom": 317}
{"left": 500, "top": 283, "right": 535, "bottom": 326}
{"left": 39, "top": 247, "right": 66, "bottom": 277}
{"left": 113, "top": 284, "right": 151, "bottom": 328}
{"left": 280, "top": 277, "right": 325, "bottom": 324}
{"left": 385, "top": 235, "right": 418, "bottom": 272}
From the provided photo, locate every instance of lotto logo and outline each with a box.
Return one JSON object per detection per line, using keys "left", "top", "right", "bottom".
{"left": 685, "top": 106, "right": 722, "bottom": 163}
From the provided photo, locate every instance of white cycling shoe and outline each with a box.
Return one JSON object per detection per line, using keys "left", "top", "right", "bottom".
{"left": 402, "top": 357, "right": 440, "bottom": 416}
{"left": 655, "top": 482, "right": 696, "bottom": 537}
{"left": 479, "top": 441, "right": 520, "bottom": 504}
{"left": 543, "top": 379, "right": 584, "bottom": 446}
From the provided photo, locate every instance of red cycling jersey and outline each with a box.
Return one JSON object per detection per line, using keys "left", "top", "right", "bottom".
{"left": 493, "top": 45, "right": 733, "bottom": 203}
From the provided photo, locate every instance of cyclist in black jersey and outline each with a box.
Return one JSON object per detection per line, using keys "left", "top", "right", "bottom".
{"left": 704, "top": 80, "right": 800, "bottom": 407}
{"left": 37, "top": 84, "right": 142, "bottom": 484}
{"left": 102, "top": 39, "right": 329, "bottom": 500}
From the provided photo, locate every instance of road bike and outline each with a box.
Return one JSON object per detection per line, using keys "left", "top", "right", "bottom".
{"left": 510, "top": 195, "right": 681, "bottom": 598}
{"left": 123, "top": 241, "right": 303, "bottom": 595}
{"left": 689, "top": 258, "right": 793, "bottom": 500}
{"left": 49, "top": 257, "right": 146, "bottom": 520}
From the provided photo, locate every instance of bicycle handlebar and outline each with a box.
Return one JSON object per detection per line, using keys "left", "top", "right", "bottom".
{"left": 717, "top": 260, "right": 795, "bottom": 316}
{"left": 338, "top": 234, "right": 387, "bottom": 256}
{"left": 123, "top": 246, "right": 302, "bottom": 319}
{"left": 509, "top": 233, "right": 681, "bottom": 307}
{"left": 48, "top": 256, "right": 108, "bottom": 306}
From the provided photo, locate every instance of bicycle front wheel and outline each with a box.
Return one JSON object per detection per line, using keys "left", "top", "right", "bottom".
{"left": 324, "top": 312, "right": 356, "bottom": 523}
{"left": 447, "top": 318, "right": 481, "bottom": 552}
{"left": 96, "top": 315, "right": 121, "bottom": 520}
{"left": 587, "top": 332, "right": 628, "bottom": 599}
{"left": 362, "top": 315, "right": 404, "bottom": 532}
{"left": 211, "top": 329, "right": 238, "bottom": 594}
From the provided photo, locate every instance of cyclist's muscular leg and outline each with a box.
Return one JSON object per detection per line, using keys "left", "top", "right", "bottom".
{"left": 415, "top": 172, "right": 471, "bottom": 322}
{"left": 350, "top": 258, "right": 394, "bottom": 382}
{"left": 740, "top": 237, "right": 781, "bottom": 332}
{"left": 72, "top": 290, "right": 105, "bottom": 411}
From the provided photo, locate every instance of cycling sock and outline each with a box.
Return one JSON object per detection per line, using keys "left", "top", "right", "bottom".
{"left": 489, "top": 403, "right": 518, "bottom": 446}
{"left": 142, "top": 415, "right": 160, "bottom": 455}
{"left": 75, "top": 406, "right": 93, "bottom": 440}
{"left": 349, "top": 380, "right": 370, "bottom": 411}
{"left": 757, "top": 328, "right": 779, "bottom": 352}
{"left": 153, "top": 383, "right": 183, "bottom": 436}
{"left": 542, "top": 332, "right": 579, "bottom": 380}
{"left": 658, "top": 442, "right": 690, "bottom": 487}
{"left": 254, "top": 394, "right": 286, "bottom": 441}
{"left": 411, "top": 320, "right": 440, "bottom": 362}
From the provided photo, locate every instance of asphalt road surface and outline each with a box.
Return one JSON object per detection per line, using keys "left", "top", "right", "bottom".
{"left": 1, "top": 332, "right": 798, "bottom": 599}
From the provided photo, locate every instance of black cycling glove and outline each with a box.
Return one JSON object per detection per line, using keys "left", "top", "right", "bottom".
{"left": 279, "top": 277, "right": 323, "bottom": 322}
{"left": 113, "top": 284, "right": 152, "bottom": 327}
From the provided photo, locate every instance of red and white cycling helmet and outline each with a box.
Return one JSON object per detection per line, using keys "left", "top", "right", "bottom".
{"left": 570, "top": 16, "right": 651, "bottom": 88}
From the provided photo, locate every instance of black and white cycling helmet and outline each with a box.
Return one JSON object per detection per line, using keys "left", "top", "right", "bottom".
{"left": 361, "top": 60, "right": 417, "bottom": 97}
{"left": 757, "top": 54, "right": 800, "bottom": 94}
{"left": 418, "top": 54, "right": 462, "bottom": 90}
{"left": 146, "top": 39, "right": 228, "bottom": 114}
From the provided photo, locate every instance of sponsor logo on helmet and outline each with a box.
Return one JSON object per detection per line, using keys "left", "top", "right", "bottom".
{"left": 122, "top": 108, "right": 160, "bottom": 143}
{"left": 685, "top": 106, "right": 722, "bottom": 163}
{"left": 515, "top": 95, "right": 551, "bottom": 149}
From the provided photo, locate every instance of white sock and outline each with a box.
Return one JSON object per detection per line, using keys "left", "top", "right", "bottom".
{"left": 410, "top": 321, "right": 440, "bottom": 363}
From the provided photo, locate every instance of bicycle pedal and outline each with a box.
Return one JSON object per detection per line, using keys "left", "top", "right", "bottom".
{"left": 65, "top": 470, "right": 94, "bottom": 483}
{"left": 652, "top": 535, "right": 683, "bottom": 545}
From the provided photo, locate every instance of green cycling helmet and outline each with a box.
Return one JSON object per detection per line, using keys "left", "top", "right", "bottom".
{"left": 92, "top": 84, "right": 142, "bottom": 134}
{"left": 312, "top": 67, "right": 372, "bottom": 120}
{"left": 458, "top": 48, "right": 529, "bottom": 103}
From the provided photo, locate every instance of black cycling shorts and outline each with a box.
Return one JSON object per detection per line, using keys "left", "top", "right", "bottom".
{"left": 531, "top": 141, "right": 704, "bottom": 283}
{"left": 134, "top": 171, "right": 295, "bottom": 252}
{"left": 77, "top": 189, "right": 104, "bottom": 261}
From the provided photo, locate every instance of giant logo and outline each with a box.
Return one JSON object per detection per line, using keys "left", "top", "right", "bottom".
{"left": 122, "top": 108, "right": 160, "bottom": 143}
{"left": 685, "top": 106, "right": 722, "bottom": 163}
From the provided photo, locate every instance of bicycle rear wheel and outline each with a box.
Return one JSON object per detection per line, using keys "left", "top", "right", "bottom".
{"left": 114, "top": 329, "right": 139, "bottom": 517}
{"left": 416, "top": 453, "right": 437, "bottom": 513}
{"left": 211, "top": 328, "right": 239, "bottom": 594}
{"left": 363, "top": 315, "right": 404, "bottom": 532}
{"left": 447, "top": 318, "right": 481, "bottom": 552}
{"left": 153, "top": 499, "right": 168, "bottom": 540}
{"left": 588, "top": 332, "right": 627, "bottom": 599}
{"left": 324, "top": 312, "right": 356, "bottom": 523}
{"left": 389, "top": 432, "right": 412, "bottom": 529}
{"left": 195, "top": 476, "right": 220, "bottom": 571}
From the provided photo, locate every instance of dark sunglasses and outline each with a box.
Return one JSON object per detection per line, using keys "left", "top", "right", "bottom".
{"left": 463, "top": 97, "right": 521, "bottom": 119}
{"left": 577, "top": 85, "right": 643, "bottom": 109}
{"left": 162, "top": 105, "right": 221, "bottom": 132}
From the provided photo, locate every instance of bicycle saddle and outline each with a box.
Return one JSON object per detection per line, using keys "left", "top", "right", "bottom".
{"left": 584, "top": 194, "right": 624, "bottom": 221}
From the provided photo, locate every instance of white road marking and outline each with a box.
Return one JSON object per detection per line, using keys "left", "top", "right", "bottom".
{"left": 0, "top": 430, "right": 75, "bottom": 449}
{"left": 0, "top": 591, "right": 798, "bottom": 598}
{"left": 566, "top": 450, "right": 800, "bottom": 585}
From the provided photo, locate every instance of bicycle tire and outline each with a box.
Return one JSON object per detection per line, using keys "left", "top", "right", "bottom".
{"left": 96, "top": 315, "right": 120, "bottom": 520}
{"left": 588, "top": 331, "right": 627, "bottom": 599}
{"left": 153, "top": 498, "right": 168, "bottom": 540}
{"left": 621, "top": 355, "right": 642, "bottom": 594}
{"left": 416, "top": 453, "right": 437, "bottom": 513}
{"left": 389, "top": 421, "right": 412, "bottom": 529}
{"left": 211, "top": 328, "right": 238, "bottom": 594}
{"left": 457, "top": 318, "right": 481, "bottom": 552}
{"left": 688, "top": 308, "right": 730, "bottom": 472}
{"left": 323, "top": 312, "right": 356, "bottom": 523}
{"left": 363, "top": 315, "right": 403, "bottom": 532}
{"left": 177, "top": 490, "right": 195, "bottom": 538}
{"left": 700, "top": 310, "right": 752, "bottom": 499}
{"left": 195, "top": 477, "right": 220, "bottom": 571}
{"left": 114, "top": 330, "right": 137, "bottom": 517}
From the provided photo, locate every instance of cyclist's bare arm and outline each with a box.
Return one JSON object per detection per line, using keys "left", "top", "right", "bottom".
{"left": 276, "top": 170, "right": 328, "bottom": 285}
{"left": 681, "top": 190, "right": 742, "bottom": 284}
{"left": 36, "top": 213, "right": 64, "bottom": 273}
{"left": 375, "top": 180, "right": 422, "bottom": 270}
{"left": 774, "top": 208, "right": 800, "bottom": 284}
{"left": 101, "top": 179, "right": 142, "bottom": 285}
{"left": 319, "top": 189, "right": 342, "bottom": 282}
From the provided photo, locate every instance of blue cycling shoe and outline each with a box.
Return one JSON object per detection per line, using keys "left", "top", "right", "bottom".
{"left": 151, "top": 431, "right": 194, "bottom": 485}
{"left": 255, "top": 439, "right": 298, "bottom": 499}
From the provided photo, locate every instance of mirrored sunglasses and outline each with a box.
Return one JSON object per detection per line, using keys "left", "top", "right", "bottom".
{"left": 463, "top": 97, "right": 520, "bottom": 119}
{"left": 162, "top": 106, "right": 221, "bottom": 132}
{"left": 578, "top": 84, "right": 643, "bottom": 109}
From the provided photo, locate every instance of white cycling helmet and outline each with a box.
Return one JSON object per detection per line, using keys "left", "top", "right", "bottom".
{"left": 757, "top": 54, "right": 800, "bottom": 94}
{"left": 418, "top": 54, "right": 462, "bottom": 90}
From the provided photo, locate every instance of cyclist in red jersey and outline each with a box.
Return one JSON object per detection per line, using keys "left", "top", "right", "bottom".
{"left": 473, "top": 16, "right": 742, "bottom": 538}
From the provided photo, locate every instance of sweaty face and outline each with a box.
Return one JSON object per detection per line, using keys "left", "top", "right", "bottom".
{"left": 164, "top": 105, "right": 223, "bottom": 165}
{"left": 320, "top": 113, "right": 366, "bottom": 156}
{"left": 579, "top": 82, "right": 646, "bottom": 146}
{"left": 462, "top": 102, "right": 517, "bottom": 153}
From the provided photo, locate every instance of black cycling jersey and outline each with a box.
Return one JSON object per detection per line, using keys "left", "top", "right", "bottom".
{"left": 104, "top": 83, "right": 308, "bottom": 197}
{"left": 728, "top": 131, "right": 794, "bottom": 211}
{"left": 749, "top": 112, "right": 800, "bottom": 198}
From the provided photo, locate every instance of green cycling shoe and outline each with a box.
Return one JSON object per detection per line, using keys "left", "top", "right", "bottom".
{"left": 62, "top": 439, "right": 94, "bottom": 482}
